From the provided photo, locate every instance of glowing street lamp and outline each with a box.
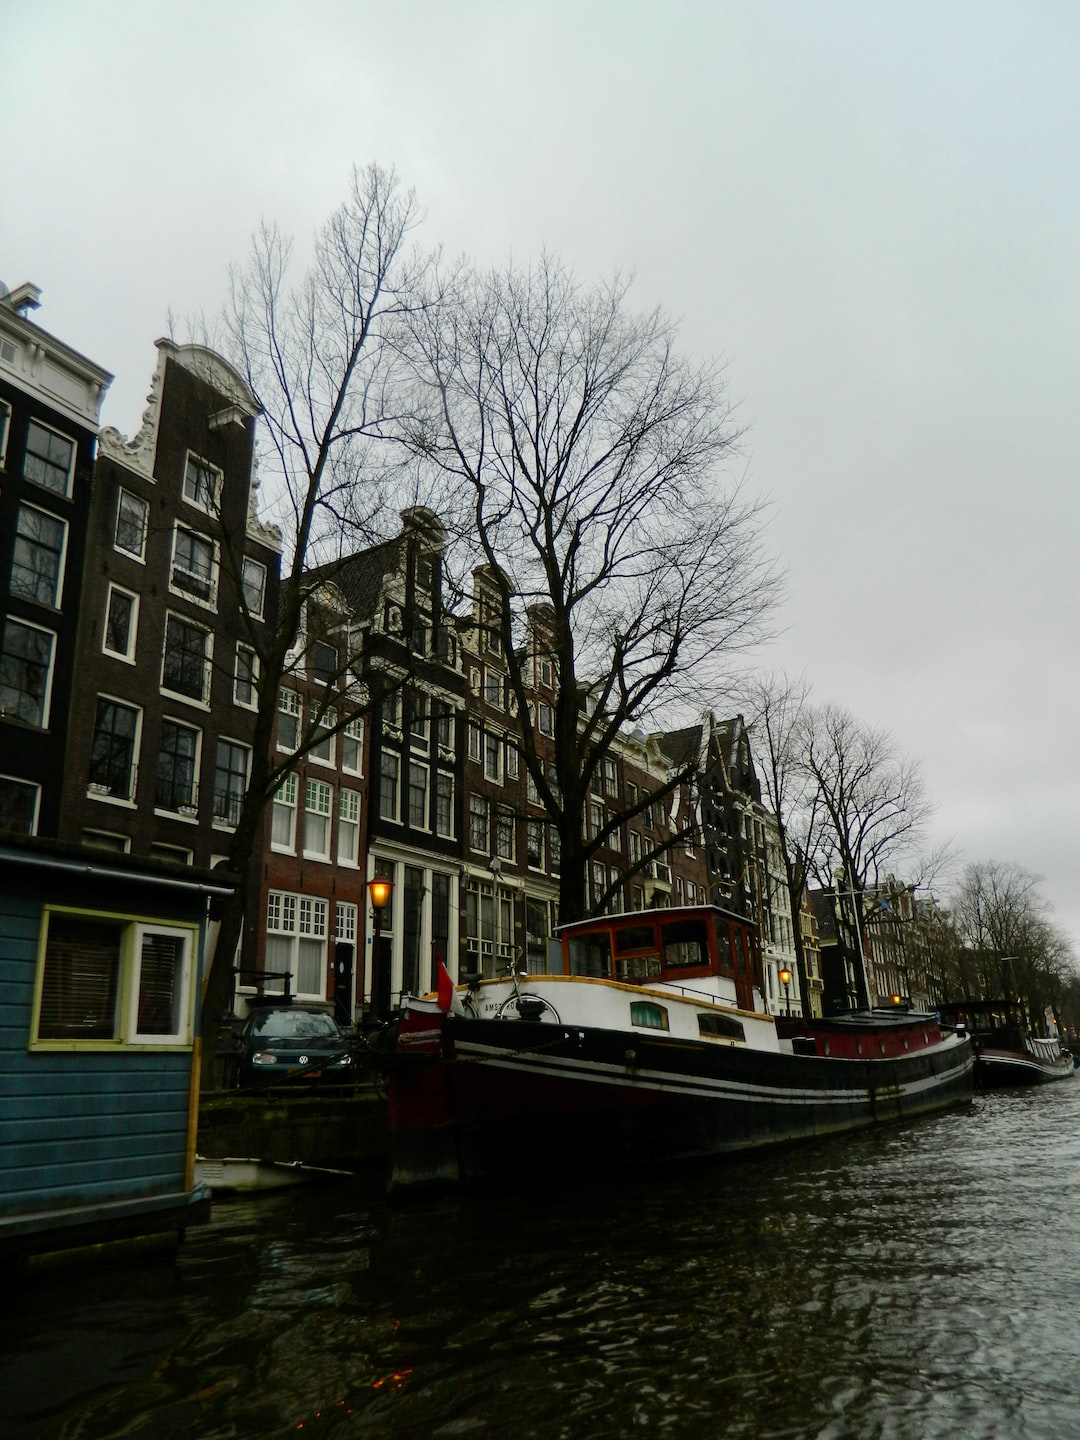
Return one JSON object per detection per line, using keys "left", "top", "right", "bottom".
{"left": 779, "top": 965, "right": 792, "bottom": 1018}
{"left": 368, "top": 874, "right": 394, "bottom": 1022}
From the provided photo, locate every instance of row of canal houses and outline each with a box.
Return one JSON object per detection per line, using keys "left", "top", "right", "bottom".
{"left": 0, "top": 287, "right": 912, "bottom": 1264}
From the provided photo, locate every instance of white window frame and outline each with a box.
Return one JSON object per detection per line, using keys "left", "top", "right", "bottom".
{"left": 303, "top": 778, "right": 333, "bottom": 861}
{"left": 277, "top": 687, "right": 301, "bottom": 751}
{"left": 10, "top": 502, "right": 68, "bottom": 609}
{"left": 0, "top": 398, "right": 10, "bottom": 469}
{"left": 271, "top": 772, "right": 298, "bottom": 852}
{"left": 265, "top": 890, "right": 329, "bottom": 1000}
{"left": 379, "top": 750, "right": 400, "bottom": 822}
{"left": 23, "top": 418, "right": 76, "bottom": 498}
{"left": 161, "top": 613, "right": 213, "bottom": 708}
{"left": 483, "top": 668, "right": 503, "bottom": 709}
{"left": 102, "top": 583, "right": 139, "bottom": 663}
{"left": 234, "top": 643, "right": 259, "bottom": 709}
{"left": 182, "top": 452, "right": 222, "bottom": 513}
{"left": 169, "top": 522, "right": 219, "bottom": 609}
{"left": 435, "top": 771, "right": 455, "bottom": 838}
{"left": 338, "top": 787, "right": 360, "bottom": 866}
{"left": 538, "top": 702, "right": 554, "bottom": 737}
{"left": 32, "top": 908, "right": 197, "bottom": 1050}
{"left": 407, "top": 759, "right": 429, "bottom": 831}
{"left": 336, "top": 901, "right": 358, "bottom": 945}
{"left": 154, "top": 716, "right": 201, "bottom": 815}
{"left": 0, "top": 616, "right": 56, "bottom": 729}
{"left": 309, "top": 706, "right": 337, "bottom": 766}
{"left": 341, "top": 714, "right": 364, "bottom": 775}
{"left": 212, "top": 737, "right": 250, "bottom": 829}
{"left": 0, "top": 773, "right": 40, "bottom": 834}
{"left": 241, "top": 556, "right": 267, "bottom": 618}
{"left": 114, "top": 487, "right": 149, "bottom": 561}
{"left": 483, "top": 731, "right": 502, "bottom": 785}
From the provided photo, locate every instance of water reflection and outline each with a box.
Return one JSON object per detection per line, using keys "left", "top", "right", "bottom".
{"left": 4, "top": 1082, "right": 1080, "bottom": 1439}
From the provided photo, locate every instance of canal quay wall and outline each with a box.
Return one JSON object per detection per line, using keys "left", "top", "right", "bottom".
{"left": 198, "top": 1086, "right": 388, "bottom": 1172}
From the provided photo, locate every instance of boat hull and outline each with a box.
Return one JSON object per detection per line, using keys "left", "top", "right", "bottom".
{"left": 975, "top": 1048, "right": 1076, "bottom": 1088}
{"left": 388, "top": 1012, "right": 974, "bottom": 1191}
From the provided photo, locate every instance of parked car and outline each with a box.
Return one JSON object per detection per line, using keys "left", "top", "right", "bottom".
{"left": 227, "top": 1002, "right": 355, "bottom": 1087}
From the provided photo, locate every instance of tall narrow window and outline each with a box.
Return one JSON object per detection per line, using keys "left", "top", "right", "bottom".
{"left": 0, "top": 775, "right": 40, "bottom": 834}
{"left": 379, "top": 751, "right": 400, "bottom": 821}
{"left": 341, "top": 715, "right": 363, "bottom": 774}
{"left": 115, "top": 489, "right": 149, "bottom": 559}
{"left": 103, "top": 585, "right": 138, "bottom": 661}
{"left": 171, "top": 525, "right": 217, "bottom": 605}
{"left": 162, "top": 615, "right": 211, "bottom": 703}
{"left": 338, "top": 788, "right": 360, "bottom": 865}
{"left": 495, "top": 806, "right": 515, "bottom": 862}
{"left": 234, "top": 645, "right": 258, "bottom": 707}
{"left": 304, "top": 779, "right": 332, "bottom": 859}
{"left": 435, "top": 772, "right": 454, "bottom": 837}
{"left": 88, "top": 698, "right": 140, "bottom": 802}
{"left": 156, "top": 719, "right": 199, "bottom": 812}
{"left": 278, "top": 688, "right": 301, "bottom": 750}
{"left": 11, "top": 505, "right": 66, "bottom": 607}
{"left": 271, "top": 773, "right": 297, "bottom": 851}
{"left": 241, "top": 557, "right": 266, "bottom": 617}
{"left": 0, "top": 619, "right": 55, "bottom": 728}
{"left": 182, "top": 454, "right": 221, "bottom": 511}
{"left": 468, "top": 793, "right": 488, "bottom": 852}
{"left": 213, "top": 739, "right": 249, "bottom": 827}
{"left": 309, "top": 707, "right": 336, "bottom": 764}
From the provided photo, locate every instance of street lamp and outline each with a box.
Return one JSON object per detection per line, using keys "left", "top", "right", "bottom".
{"left": 779, "top": 965, "right": 792, "bottom": 1018}
{"left": 367, "top": 874, "right": 394, "bottom": 1023}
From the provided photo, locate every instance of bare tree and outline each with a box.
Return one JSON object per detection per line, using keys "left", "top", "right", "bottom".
{"left": 403, "top": 256, "right": 779, "bottom": 922}
{"left": 794, "top": 703, "right": 932, "bottom": 1007}
{"left": 200, "top": 164, "right": 432, "bottom": 1058}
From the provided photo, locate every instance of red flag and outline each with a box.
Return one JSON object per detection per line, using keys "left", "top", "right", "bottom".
{"left": 435, "top": 947, "right": 462, "bottom": 1014}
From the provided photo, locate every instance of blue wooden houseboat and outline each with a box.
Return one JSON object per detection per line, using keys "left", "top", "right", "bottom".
{"left": 0, "top": 836, "right": 233, "bottom": 1270}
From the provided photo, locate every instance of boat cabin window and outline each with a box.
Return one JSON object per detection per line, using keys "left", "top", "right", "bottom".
{"left": 614, "top": 923, "right": 656, "bottom": 953}
{"left": 568, "top": 933, "right": 612, "bottom": 979}
{"left": 616, "top": 954, "right": 662, "bottom": 981}
{"left": 698, "top": 1014, "right": 746, "bottom": 1042}
{"left": 661, "top": 917, "right": 709, "bottom": 970}
{"left": 630, "top": 1001, "right": 669, "bottom": 1030}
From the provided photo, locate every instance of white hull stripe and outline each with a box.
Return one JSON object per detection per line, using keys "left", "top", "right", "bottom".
{"left": 454, "top": 1040, "right": 972, "bottom": 1108}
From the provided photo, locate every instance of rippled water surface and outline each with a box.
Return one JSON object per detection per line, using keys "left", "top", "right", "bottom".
{"left": 5, "top": 1083, "right": 1080, "bottom": 1439}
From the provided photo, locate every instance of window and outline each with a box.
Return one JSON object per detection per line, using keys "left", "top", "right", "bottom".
{"left": 0, "top": 618, "right": 55, "bottom": 728}
{"left": 484, "top": 669, "right": 503, "bottom": 708}
{"left": 171, "top": 525, "right": 218, "bottom": 605}
{"left": 310, "top": 706, "right": 336, "bottom": 764}
{"left": 525, "top": 897, "right": 552, "bottom": 974}
{"left": 526, "top": 819, "right": 545, "bottom": 869}
{"left": 266, "top": 891, "right": 327, "bottom": 998}
{"left": 465, "top": 879, "right": 515, "bottom": 978}
{"left": 600, "top": 756, "right": 618, "bottom": 797}
{"left": 10, "top": 504, "right": 66, "bottom": 607}
{"left": 506, "top": 742, "right": 520, "bottom": 780}
{"left": 539, "top": 658, "right": 553, "bottom": 688}
{"left": 538, "top": 703, "right": 554, "bottom": 737}
{"left": 241, "top": 557, "right": 266, "bottom": 617}
{"left": 213, "top": 739, "right": 249, "bottom": 827}
{"left": 312, "top": 639, "right": 337, "bottom": 684}
{"left": 87, "top": 699, "right": 140, "bottom": 802}
{"left": 630, "top": 1001, "right": 669, "bottom": 1031}
{"left": 526, "top": 770, "right": 540, "bottom": 807}
{"left": 589, "top": 801, "right": 603, "bottom": 840}
{"left": 271, "top": 773, "right": 297, "bottom": 851}
{"left": 382, "top": 691, "right": 402, "bottom": 733}
{"left": 338, "top": 788, "right": 360, "bottom": 865}
{"left": 407, "top": 760, "right": 429, "bottom": 829}
{"left": 24, "top": 420, "right": 75, "bottom": 496}
{"left": 156, "top": 719, "right": 200, "bottom": 812}
{"left": 341, "top": 715, "right": 364, "bottom": 774}
{"left": 234, "top": 644, "right": 258, "bottom": 707}
{"left": 379, "top": 751, "right": 400, "bottom": 821}
{"left": 81, "top": 830, "right": 130, "bottom": 852}
{"left": 183, "top": 453, "right": 221, "bottom": 511}
{"left": 495, "top": 806, "right": 515, "bottom": 862}
{"left": 0, "top": 774, "right": 39, "bottom": 834}
{"left": 699, "top": 1014, "right": 746, "bottom": 1042}
{"left": 467, "top": 721, "right": 482, "bottom": 762}
{"left": 278, "top": 688, "right": 301, "bottom": 751}
{"left": 468, "top": 793, "right": 489, "bottom": 852}
{"left": 0, "top": 399, "right": 10, "bottom": 467}
{"left": 435, "top": 772, "right": 454, "bottom": 837}
{"left": 162, "top": 614, "right": 211, "bottom": 704}
{"left": 149, "top": 843, "right": 192, "bottom": 866}
{"left": 549, "top": 824, "right": 561, "bottom": 875}
{"left": 304, "top": 778, "right": 333, "bottom": 859}
{"left": 435, "top": 703, "right": 454, "bottom": 754}
{"left": 115, "top": 488, "right": 149, "bottom": 559}
{"left": 409, "top": 693, "right": 429, "bottom": 746}
{"left": 34, "top": 911, "right": 195, "bottom": 1047}
{"left": 102, "top": 585, "right": 138, "bottom": 661}
{"left": 484, "top": 732, "right": 501, "bottom": 784}
{"left": 336, "top": 901, "right": 358, "bottom": 944}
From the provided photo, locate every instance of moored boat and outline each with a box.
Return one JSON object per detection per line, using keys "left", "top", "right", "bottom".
{"left": 938, "top": 1001, "right": 1076, "bottom": 1088}
{"left": 386, "top": 905, "right": 974, "bottom": 1191}
{"left": 195, "top": 1156, "right": 352, "bottom": 1195}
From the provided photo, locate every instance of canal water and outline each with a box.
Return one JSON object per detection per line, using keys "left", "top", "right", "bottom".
{"left": 4, "top": 1080, "right": 1080, "bottom": 1440}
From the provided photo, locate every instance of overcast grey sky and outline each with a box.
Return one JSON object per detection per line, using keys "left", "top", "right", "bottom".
{"left": 4, "top": 1, "right": 1077, "bottom": 942}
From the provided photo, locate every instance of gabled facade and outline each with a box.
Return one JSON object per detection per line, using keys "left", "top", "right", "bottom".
{"left": 0, "top": 284, "right": 113, "bottom": 839}
{"left": 56, "top": 341, "right": 281, "bottom": 915}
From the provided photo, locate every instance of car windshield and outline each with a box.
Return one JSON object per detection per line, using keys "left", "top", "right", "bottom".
{"left": 249, "top": 1010, "right": 340, "bottom": 1041}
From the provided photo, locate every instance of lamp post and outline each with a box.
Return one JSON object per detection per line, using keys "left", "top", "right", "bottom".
{"left": 779, "top": 965, "right": 792, "bottom": 1018}
{"left": 367, "top": 874, "right": 394, "bottom": 1023}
